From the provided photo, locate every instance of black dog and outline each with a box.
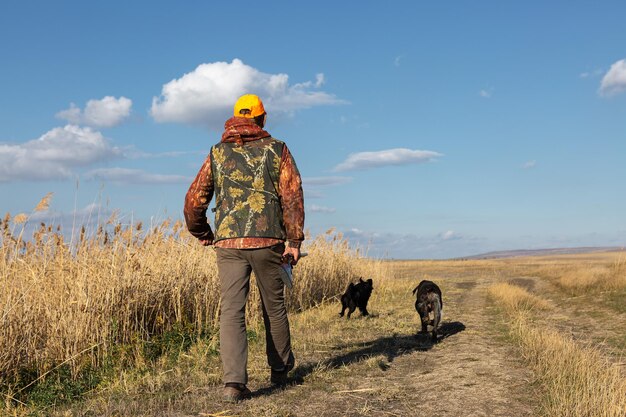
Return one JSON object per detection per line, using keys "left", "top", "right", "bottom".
{"left": 339, "top": 278, "right": 373, "bottom": 318}
{"left": 412, "top": 280, "right": 443, "bottom": 341}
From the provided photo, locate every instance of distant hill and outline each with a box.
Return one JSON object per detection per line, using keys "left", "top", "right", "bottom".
{"left": 460, "top": 246, "right": 625, "bottom": 260}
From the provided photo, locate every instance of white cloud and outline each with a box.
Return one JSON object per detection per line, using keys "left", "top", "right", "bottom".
{"left": 293, "top": 73, "right": 326, "bottom": 89}
{"left": 342, "top": 228, "right": 477, "bottom": 259}
{"left": 21, "top": 204, "right": 140, "bottom": 244}
{"left": 599, "top": 59, "right": 626, "bottom": 96}
{"left": 302, "top": 176, "right": 352, "bottom": 199}
{"left": 86, "top": 167, "right": 192, "bottom": 185}
{"left": 302, "top": 176, "right": 352, "bottom": 186}
{"left": 309, "top": 204, "right": 336, "bottom": 213}
{"left": 440, "top": 230, "right": 459, "bottom": 241}
{"left": 339, "top": 227, "right": 626, "bottom": 260}
{"left": 303, "top": 190, "right": 324, "bottom": 199}
{"left": 0, "top": 125, "right": 121, "bottom": 182}
{"left": 580, "top": 69, "right": 604, "bottom": 79}
{"left": 315, "top": 73, "right": 325, "bottom": 88}
{"left": 17, "top": 203, "right": 112, "bottom": 242}
{"left": 56, "top": 96, "right": 132, "bottom": 128}
{"left": 123, "top": 149, "right": 206, "bottom": 159}
{"left": 29, "top": 203, "right": 110, "bottom": 225}
{"left": 150, "top": 59, "right": 346, "bottom": 129}
{"left": 479, "top": 89, "right": 492, "bottom": 98}
{"left": 333, "top": 148, "right": 442, "bottom": 172}
{"left": 394, "top": 55, "right": 403, "bottom": 67}
{"left": 522, "top": 160, "right": 536, "bottom": 169}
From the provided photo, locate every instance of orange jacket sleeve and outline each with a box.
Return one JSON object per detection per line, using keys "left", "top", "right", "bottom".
{"left": 279, "top": 145, "right": 305, "bottom": 248}
{"left": 183, "top": 153, "right": 215, "bottom": 241}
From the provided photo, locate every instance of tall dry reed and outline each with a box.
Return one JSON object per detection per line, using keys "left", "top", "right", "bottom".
{"left": 288, "top": 229, "right": 387, "bottom": 312}
{"left": 1, "top": 217, "right": 220, "bottom": 387}
{"left": 1, "top": 206, "right": 386, "bottom": 399}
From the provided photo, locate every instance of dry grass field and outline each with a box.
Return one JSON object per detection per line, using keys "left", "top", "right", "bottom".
{"left": 1, "top": 199, "right": 625, "bottom": 416}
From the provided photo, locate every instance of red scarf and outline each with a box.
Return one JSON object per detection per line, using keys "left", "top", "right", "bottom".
{"left": 221, "top": 117, "right": 270, "bottom": 145}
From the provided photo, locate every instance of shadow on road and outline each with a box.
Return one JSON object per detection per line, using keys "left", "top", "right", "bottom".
{"left": 252, "top": 321, "right": 465, "bottom": 397}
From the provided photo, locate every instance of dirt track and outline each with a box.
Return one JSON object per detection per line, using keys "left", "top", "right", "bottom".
{"left": 194, "top": 273, "right": 539, "bottom": 417}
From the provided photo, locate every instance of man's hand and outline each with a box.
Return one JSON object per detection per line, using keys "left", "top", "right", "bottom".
{"left": 199, "top": 229, "right": 214, "bottom": 246}
{"left": 282, "top": 245, "right": 300, "bottom": 265}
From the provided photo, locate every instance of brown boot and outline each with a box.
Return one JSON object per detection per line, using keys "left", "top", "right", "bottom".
{"left": 223, "top": 383, "right": 251, "bottom": 403}
{"left": 270, "top": 362, "right": 294, "bottom": 386}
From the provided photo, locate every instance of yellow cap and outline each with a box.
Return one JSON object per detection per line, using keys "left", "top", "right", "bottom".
{"left": 233, "top": 94, "right": 266, "bottom": 118}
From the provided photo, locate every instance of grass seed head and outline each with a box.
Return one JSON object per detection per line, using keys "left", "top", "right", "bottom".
{"left": 13, "top": 213, "right": 28, "bottom": 224}
{"left": 34, "top": 192, "right": 53, "bottom": 212}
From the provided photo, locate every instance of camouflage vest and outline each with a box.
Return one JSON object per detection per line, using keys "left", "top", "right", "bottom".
{"left": 211, "top": 137, "right": 286, "bottom": 242}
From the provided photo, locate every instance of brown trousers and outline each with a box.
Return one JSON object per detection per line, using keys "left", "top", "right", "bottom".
{"left": 216, "top": 244, "right": 294, "bottom": 385}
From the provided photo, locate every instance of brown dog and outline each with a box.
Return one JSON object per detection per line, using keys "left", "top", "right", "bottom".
{"left": 412, "top": 280, "right": 443, "bottom": 341}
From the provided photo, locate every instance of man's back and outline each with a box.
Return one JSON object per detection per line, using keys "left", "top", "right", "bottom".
{"left": 211, "top": 137, "right": 286, "bottom": 242}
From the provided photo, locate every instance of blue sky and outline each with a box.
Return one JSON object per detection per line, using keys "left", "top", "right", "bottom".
{"left": 1, "top": 1, "right": 625, "bottom": 259}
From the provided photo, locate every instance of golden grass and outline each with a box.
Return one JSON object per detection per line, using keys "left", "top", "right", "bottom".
{"left": 0, "top": 204, "right": 387, "bottom": 405}
{"left": 490, "top": 282, "right": 626, "bottom": 417}
{"left": 286, "top": 231, "right": 388, "bottom": 312}
{"left": 502, "top": 252, "right": 626, "bottom": 293}
{"left": 512, "top": 317, "right": 626, "bottom": 417}
{"left": 394, "top": 251, "right": 626, "bottom": 295}
{"left": 1, "top": 218, "right": 222, "bottom": 393}
{"left": 488, "top": 282, "right": 551, "bottom": 312}
{"left": 44, "top": 278, "right": 425, "bottom": 416}
{"left": 555, "top": 257, "right": 626, "bottom": 292}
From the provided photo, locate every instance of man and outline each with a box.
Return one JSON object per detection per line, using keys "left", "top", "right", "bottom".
{"left": 184, "top": 94, "right": 305, "bottom": 403}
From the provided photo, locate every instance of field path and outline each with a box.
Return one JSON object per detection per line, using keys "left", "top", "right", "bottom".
{"left": 190, "top": 273, "right": 538, "bottom": 416}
